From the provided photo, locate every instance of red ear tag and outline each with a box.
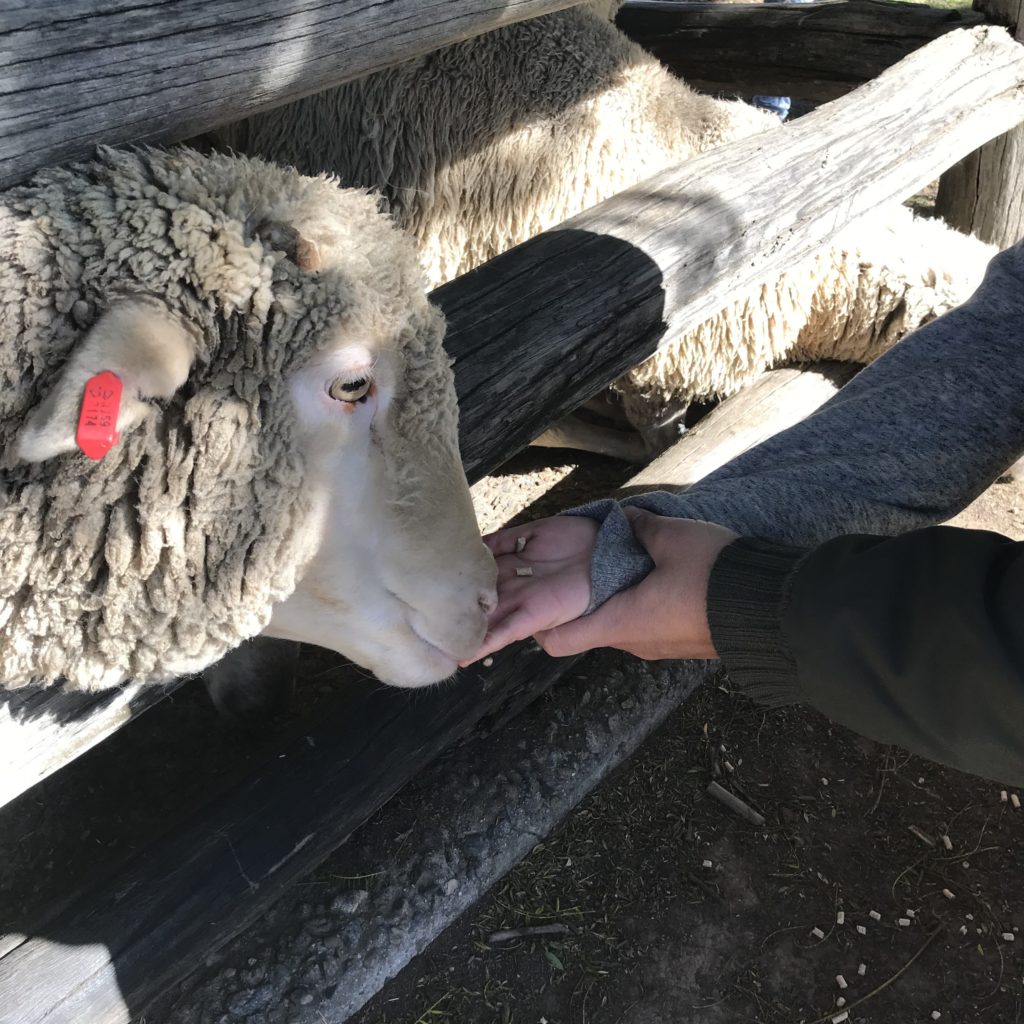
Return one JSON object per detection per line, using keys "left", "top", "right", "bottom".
{"left": 76, "top": 371, "right": 123, "bottom": 460}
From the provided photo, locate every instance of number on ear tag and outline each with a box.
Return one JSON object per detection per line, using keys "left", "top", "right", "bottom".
{"left": 76, "top": 371, "right": 123, "bottom": 460}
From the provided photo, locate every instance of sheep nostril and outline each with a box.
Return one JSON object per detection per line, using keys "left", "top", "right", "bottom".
{"left": 478, "top": 590, "right": 498, "bottom": 615}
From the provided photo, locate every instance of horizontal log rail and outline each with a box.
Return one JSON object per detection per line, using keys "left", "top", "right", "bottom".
{"left": 617, "top": 0, "right": 986, "bottom": 103}
{"left": 2, "top": 26, "right": 1023, "bottom": 1023}
{"left": 451, "top": 24, "right": 1024, "bottom": 481}
{"left": 621, "top": 362, "right": 859, "bottom": 495}
{"left": 0, "top": 0, "right": 582, "bottom": 191}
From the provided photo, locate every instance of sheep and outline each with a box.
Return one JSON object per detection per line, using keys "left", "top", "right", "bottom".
{"left": 214, "top": 5, "right": 775, "bottom": 291}
{"left": 614, "top": 205, "right": 997, "bottom": 443}
{"left": 211, "top": 3, "right": 995, "bottom": 453}
{"left": 0, "top": 146, "right": 497, "bottom": 693}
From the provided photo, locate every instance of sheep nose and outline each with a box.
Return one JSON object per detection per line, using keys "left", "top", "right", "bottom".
{"left": 478, "top": 588, "right": 498, "bottom": 615}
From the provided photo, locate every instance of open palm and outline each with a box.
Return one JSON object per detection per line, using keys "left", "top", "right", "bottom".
{"left": 461, "top": 514, "right": 598, "bottom": 664}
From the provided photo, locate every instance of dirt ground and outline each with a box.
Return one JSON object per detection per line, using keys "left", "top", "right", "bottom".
{"left": 342, "top": 475, "right": 1024, "bottom": 1024}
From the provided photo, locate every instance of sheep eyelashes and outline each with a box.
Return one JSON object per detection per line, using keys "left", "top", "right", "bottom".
{"left": 329, "top": 376, "right": 372, "bottom": 403}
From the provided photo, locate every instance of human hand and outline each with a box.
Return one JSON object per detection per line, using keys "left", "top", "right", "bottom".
{"left": 460, "top": 514, "right": 599, "bottom": 665}
{"left": 534, "top": 509, "right": 738, "bottom": 661}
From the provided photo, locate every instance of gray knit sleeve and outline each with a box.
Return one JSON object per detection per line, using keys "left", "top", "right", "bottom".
{"left": 573, "top": 239, "right": 1024, "bottom": 610}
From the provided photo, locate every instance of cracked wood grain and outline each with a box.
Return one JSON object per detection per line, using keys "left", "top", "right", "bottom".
{"left": 0, "top": 0, "right": 581, "bottom": 189}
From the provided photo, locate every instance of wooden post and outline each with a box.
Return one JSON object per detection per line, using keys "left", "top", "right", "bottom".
{"left": 936, "top": 0, "right": 1024, "bottom": 248}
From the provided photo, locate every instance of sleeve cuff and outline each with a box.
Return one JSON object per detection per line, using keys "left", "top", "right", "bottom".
{"left": 707, "top": 537, "right": 811, "bottom": 706}
{"left": 563, "top": 499, "right": 654, "bottom": 613}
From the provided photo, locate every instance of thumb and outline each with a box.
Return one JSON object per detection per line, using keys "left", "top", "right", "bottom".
{"left": 624, "top": 506, "right": 669, "bottom": 560}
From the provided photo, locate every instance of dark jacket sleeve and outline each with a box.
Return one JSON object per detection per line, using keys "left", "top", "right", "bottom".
{"left": 708, "top": 527, "right": 1024, "bottom": 785}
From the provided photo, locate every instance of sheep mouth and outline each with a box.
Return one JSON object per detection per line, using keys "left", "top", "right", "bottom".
{"left": 406, "top": 621, "right": 462, "bottom": 665}
{"left": 385, "top": 588, "right": 485, "bottom": 668}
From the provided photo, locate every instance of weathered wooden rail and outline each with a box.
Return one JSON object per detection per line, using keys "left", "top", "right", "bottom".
{"left": 616, "top": 0, "right": 985, "bottom": 103}
{"left": 0, "top": 0, "right": 583, "bottom": 191}
{"left": 3, "top": 26, "right": 1024, "bottom": 1023}
{"left": 621, "top": 362, "right": 859, "bottom": 495}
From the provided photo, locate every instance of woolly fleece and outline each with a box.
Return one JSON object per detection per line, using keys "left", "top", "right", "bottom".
{"left": 215, "top": 5, "right": 776, "bottom": 287}
{"left": 215, "top": 6, "right": 994, "bottom": 433}
{"left": 0, "top": 147, "right": 449, "bottom": 691}
{"left": 614, "top": 206, "right": 997, "bottom": 429}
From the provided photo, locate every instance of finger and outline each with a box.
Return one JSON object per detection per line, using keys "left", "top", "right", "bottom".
{"left": 486, "top": 585, "right": 528, "bottom": 629}
{"left": 483, "top": 526, "right": 534, "bottom": 557}
{"left": 458, "top": 593, "right": 526, "bottom": 665}
{"left": 624, "top": 506, "right": 661, "bottom": 547}
{"left": 624, "top": 506, "right": 680, "bottom": 564}
{"left": 469, "top": 605, "right": 545, "bottom": 663}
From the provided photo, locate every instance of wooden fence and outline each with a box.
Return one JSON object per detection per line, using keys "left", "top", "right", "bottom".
{"left": 1, "top": 4, "right": 1024, "bottom": 1022}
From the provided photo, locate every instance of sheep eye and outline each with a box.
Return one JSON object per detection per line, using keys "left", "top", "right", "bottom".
{"left": 329, "top": 376, "right": 372, "bottom": 403}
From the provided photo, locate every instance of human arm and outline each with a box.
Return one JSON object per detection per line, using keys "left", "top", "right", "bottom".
{"left": 467, "top": 509, "right": 733, "bottom": 663}
{"left": 502, "top": 510, "right": 1024, "bottom": 785}
{"left": 468, "top": 240, "right": 1024, "bottom": 661}
{"left": 708, "top": 524, "right": 1024, "bottom": 786}
{"left": 583, "top": 238, "right": 1024, "bottom": 608}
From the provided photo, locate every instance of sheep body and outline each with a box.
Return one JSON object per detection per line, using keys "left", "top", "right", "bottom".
{"left": 218, "top": 6, "right": 995, "bottom": 438}
{"left": 215, "top": 6, "right": 776, "bottom": 288}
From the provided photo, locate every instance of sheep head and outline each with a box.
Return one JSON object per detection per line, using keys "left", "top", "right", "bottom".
{"left": 0, "top": 147, "right": 495, "bottom": 691}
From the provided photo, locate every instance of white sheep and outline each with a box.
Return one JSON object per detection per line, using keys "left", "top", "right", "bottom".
{"left": 214, "top": 3, "right": 995, "bottom": 452}
{"left": 0, "top": 146, "right": 496, "bottom": 693}
{"left": 615, "top": 204, "right": 996, "bottom": 443}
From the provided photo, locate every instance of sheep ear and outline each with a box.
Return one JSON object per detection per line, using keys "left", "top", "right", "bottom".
{"left": 15, "top": 299, "right": 197, "bottom": 463}
{"left": 253, "top": 221, "right": 323, "bottom": 272}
